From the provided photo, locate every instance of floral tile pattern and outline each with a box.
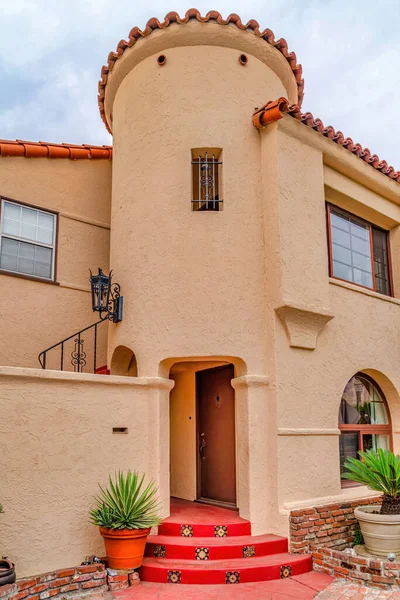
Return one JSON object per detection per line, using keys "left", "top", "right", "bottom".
{"left": 226, "top": 571, "right": 240, "bottom": 584}
{"left": 195, "top": 547, "right": 209, "bottom": 561}
{"left": 153, "top": 545, "right": 166, "bottom": 558}
{"left": 180, "top": 524, "right": 193, "bottom": 537}
{"left": 280, "top": 565, "right": 292, "bottom": 579}
{"left": 167, "top": 570, "right": 181, "bottom": 584}
{"left": 214, "top": 525, "right": 228, "bottom": 537}
{"left": 243, "top": 545, "right": 255, "bottom": 558}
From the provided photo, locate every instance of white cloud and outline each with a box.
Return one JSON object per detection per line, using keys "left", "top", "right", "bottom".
{"left": 0, "top": 0, "right": 398, "bottom": 167}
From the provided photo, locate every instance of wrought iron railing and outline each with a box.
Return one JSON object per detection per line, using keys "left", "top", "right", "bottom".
{"left": 38, "top": 317, "right": 108, "bottom": 374}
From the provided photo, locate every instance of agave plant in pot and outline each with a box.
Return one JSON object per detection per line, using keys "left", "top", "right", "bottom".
{"left": 0, "top": 503, "right": 16, "bottom": 586}
{"left": 343, "top": 448, "right": 400, "bottom": 555}
{"left": 90, "top": 471, "right": 162, "bottom": 569}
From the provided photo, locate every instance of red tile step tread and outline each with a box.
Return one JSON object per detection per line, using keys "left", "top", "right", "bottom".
{"left": 115, "top": 573, "right": 334, "bottom": 598}
{"left": 146, "top": 533, "right": 288, "bottom": 560}
{"left": 140, "top": 552, "right": 312, "bottom": 585}
{"left": 159, "top": 499, "right": 251, "bottom": 537}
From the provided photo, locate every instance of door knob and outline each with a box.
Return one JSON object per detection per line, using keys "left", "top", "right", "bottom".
{"left": 199, "top": 432, "right": 206, "bottom": 462}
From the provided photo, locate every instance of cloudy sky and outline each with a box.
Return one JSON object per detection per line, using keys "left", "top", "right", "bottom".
{"left": 0, "top": 0, "right": 399, "bottom": 168}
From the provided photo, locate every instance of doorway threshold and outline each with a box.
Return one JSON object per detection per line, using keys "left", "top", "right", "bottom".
{"left": 196, "top": 497, "right": 238, "bottom": 512}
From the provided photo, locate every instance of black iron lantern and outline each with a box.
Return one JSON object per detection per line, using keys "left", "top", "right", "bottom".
{"left": 89, "top": 268, "right": 123, "bottom": 323}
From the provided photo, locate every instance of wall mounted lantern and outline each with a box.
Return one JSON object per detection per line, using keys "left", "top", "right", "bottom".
{"left": 89, "top": 268, "right": 123, "bottom": 323}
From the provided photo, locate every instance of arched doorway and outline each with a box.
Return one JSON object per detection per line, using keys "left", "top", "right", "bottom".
{"left": 169, "top": 360, "right": 237, "bottom": 509}
{"left": 339, "top": 373, "right": 392, "bottom": 486}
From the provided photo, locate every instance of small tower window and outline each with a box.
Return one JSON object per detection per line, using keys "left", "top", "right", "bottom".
{"left": 191, "top": 149, "right": 223, "bottom": 211}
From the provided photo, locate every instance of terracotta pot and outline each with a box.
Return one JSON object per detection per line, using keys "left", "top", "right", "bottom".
{"left": 355, "top": 505, "right": 400, "bottom": 555}
{"left": 100, "top": 527, "right": 151, "bottom": 569}
{"left": 0, "top": 559, "right": 16, "bottom": 586}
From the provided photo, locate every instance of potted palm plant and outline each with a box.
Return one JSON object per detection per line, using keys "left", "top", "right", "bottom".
{"left": 0, "top": 503, "right": 16, "bottom": 586}
{"left": 90, "top": 471, "right": 162, "bottom": 569}
{"left": 343, "top": 448, "right": 400, "bottom": 555}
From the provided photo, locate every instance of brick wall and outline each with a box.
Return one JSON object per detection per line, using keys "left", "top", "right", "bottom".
{"left": 0, "top": 564, "right": 140, "bottom": 600}
{"left": 290, "top": 496, "right": 382, "bottom": 554}
{"left": 313, "top": 547, "right": 400, "bottom": 590}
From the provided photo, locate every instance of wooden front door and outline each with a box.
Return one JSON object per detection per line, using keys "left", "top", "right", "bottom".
{"left": 197, "top": 365, "right": 236, "bottom": 506}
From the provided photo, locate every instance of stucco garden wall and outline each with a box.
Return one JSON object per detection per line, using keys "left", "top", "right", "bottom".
{"left": 0, "top": 158, "right": 111, "bottom": 368}
{"left": 0, "top": 367, "right": 173, "bottom": 578}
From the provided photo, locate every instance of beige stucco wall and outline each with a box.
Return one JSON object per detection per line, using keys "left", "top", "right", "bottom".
{"left": 108, "top": 42, "right": 289, "bottom": 375}
{"left": 257, "top": 117, "right": 400, "bottom": 534}
{"left": 0, "top": 158, "right": 111, "bottom": 368}
{"left": 0, "top": 367, "right": 173, "bottom": 577}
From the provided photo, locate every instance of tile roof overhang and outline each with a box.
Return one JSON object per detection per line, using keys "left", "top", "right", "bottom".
{"left": 98, "top": 8, "right": 304, "bottom": 134}
{"left": 253, "top": 98, "right": 400, "bottom": 184}
{"left": 0, "top": 140, "right": 112, "bottom": 159}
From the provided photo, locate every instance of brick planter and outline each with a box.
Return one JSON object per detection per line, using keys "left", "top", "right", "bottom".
{"left": 313, "top": 546, "right": 400, "bottom": 590}
{"left": 290, "top": 496, "right": 382, "bottom": 554}
{"left": 0, "top": 564, "right": 140, "bottom": 600}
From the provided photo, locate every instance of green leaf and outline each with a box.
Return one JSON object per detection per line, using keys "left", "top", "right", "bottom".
{"left": 89, "top": 471, "right": 162, "bottom": 530}
{"left": 343, "top": 449, "right": 400, "bottom": 504}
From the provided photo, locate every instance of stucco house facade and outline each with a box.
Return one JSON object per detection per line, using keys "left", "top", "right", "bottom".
{"left": 1, "top": 9, "right": 400, "bottom": 579}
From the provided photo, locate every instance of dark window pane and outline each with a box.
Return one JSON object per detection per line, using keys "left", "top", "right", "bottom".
{"left": 340, "top": 432, "right": 359, "bottom": 476}
{"left": 372, "top": 227, "right": 390, "bottom": 295}
{"left": 363, "top": 434, "right": 390, "bottom": 452}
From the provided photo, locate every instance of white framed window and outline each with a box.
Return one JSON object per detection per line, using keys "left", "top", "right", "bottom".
{"left": 0, "top": 198, "right": 57, "bottom": 281}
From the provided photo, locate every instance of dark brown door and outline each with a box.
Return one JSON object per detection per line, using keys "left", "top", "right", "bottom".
{"left": 197, "top": 365, "right": 236, "bottom": 506}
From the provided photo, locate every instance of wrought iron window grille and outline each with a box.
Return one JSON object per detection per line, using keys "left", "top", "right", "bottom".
{"left": 191, "top": 152, "right": 223, "bottom": 211}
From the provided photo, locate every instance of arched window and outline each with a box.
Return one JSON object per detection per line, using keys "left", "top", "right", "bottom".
{"left": 339, "top": 373, "right": 392, "bottom": 484}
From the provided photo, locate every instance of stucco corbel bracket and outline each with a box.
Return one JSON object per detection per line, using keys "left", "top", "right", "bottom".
{"left": 275, "top": 304, "right": 334, "bottom": 350}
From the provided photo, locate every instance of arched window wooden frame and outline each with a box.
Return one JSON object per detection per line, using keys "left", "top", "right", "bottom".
{"left": 339, "top": 372, "right": 392, "bottom": 486}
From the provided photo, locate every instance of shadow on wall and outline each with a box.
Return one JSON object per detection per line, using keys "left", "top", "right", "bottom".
{"left": 158, "top": 355, "right": 247, "bottom": 378}
{"left": 110, "top": 345, "right": 137, "bottom": 376}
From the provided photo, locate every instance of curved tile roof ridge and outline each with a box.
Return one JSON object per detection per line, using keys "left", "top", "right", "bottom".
{"left": 0, "top": 139, "right": 112, "bottom": 159}
{"left": 98, "top": 8, "right": 304, "bottom": 133}
{"left": 253, "top": 98, "right": 400, "bottom": 184}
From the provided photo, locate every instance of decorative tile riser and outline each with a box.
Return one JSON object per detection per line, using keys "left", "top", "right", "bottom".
{"left": 158, "top": 522, "right": 252, "bottom": 537}
{"left": 140, "top": 556, "right": 312, "bottom": 585}
{"left": 145, "top": 539, "right": 288, "bottom": 561}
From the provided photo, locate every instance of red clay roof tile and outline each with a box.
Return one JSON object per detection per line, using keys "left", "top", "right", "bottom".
{"left": 97, "top": 9, "right": 304, "bottom": 133}
{"left": 0, "top": 140, "right": 112, "bottom": 160}
{"left": 253, "top": 98, "right": 400, "bottom": 184}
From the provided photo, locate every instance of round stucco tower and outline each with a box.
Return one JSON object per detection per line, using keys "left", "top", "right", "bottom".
{"left": 103, "top": 10, "right": 303, "bottom": 376}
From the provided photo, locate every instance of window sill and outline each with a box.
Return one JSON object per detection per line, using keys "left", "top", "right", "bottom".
{"left": 0, "top": 269, "right": 59, "bottom": 286}
{"left": 329, "top": 277, "right": 400, "bottom": 306}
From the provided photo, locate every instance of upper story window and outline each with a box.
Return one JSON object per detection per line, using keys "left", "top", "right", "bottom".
{"left": 0, "top": 198, "right": 57, "bottom": 281}
{"left": 191, "top": 148, "right": 223, "bottom": 211}
{"left": 339, "top": 374, "right": 391, "bottom": 486}
{"left": 327, "top": 204, "right": 392, "bottom": 296}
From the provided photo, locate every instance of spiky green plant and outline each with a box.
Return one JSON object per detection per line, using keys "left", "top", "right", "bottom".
{"left": 90, "top": 471, "right": 162, "bottom": 530}
{"left": 343, "top": 449, "right": 400, "bottom": 515}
